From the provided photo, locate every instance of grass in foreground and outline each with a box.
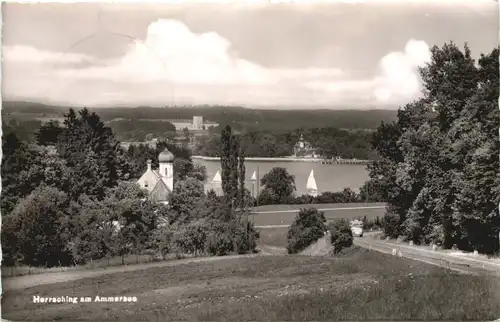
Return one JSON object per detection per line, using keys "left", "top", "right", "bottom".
{"left": 256, "top": 226, "right": 289, "bottom": 248}
{"left": 4, "top": 225, "right": 292, "bottom": 279}
{"left": 1, "top": 253, "right": 190, "bottom": 278}
{"left": 4, "top": 247, "right": 500, "bottom": 321}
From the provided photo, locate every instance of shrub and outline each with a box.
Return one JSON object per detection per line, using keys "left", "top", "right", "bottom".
{"left": 233, "top": 220, "right": 260, "bottom": 254}
{"left": 206, "top": 231, "right": 234, "bottom": 256}
{"left": 171, "top": 220, "right": 208, "bottom": 256}
{"left": 149, "top": 224, "right": 174, "bottom": 260}
{"left": 328, "top": 219, "right": 353, "bottom": 254}
{"left": 2, "top": 214, "right": 24, "bottom": 266}
{"left": 202, "top": 220, "right": 233, "bottom": 256}
{"left": 287, "top": 208, "right": 327, "bottom": 254}
{"left": 292, "top": 194, "right": 315, "bottom": 205}
{"left": 257, "top": 188, "right": 278, "bottom": 205}
{"left": 362, "top": 216, "right": 382, "bottom": 231}
{"left": 381, "top": 212, "right": 400, "bottom": 238}
{"left": 203, "top": 218, "right": 260, "bottom": 256}
{"left": 4, "top": 186, "right": 73, "bottom": 267}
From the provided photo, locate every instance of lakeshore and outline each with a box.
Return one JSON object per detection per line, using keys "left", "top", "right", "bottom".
{"left": 192, "top": 155, "right": 371, "bottom": 165}
{"left": 194, "top": 158, "right": 370, "bottom": 196}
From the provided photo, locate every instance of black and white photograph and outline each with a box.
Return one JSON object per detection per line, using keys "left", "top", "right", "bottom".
{"left": 1, "top": 0, "right": 499, "bottom": 320}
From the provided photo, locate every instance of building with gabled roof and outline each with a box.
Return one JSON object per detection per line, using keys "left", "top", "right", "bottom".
{"left": 136, "top": 148, "right": 174, "bottom": 204}
{"left": 293, "top": 134, "right": 316, "bottom": 157}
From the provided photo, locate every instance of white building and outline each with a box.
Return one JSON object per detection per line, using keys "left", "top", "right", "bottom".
{"left": 136, "top": 148, "right": 175, "bottom": 204}
{"left": 168, "top": 116, "right": 218, "bottom": 131}
{"left": 193, "top": 116, "right": 203, "bottom": 130}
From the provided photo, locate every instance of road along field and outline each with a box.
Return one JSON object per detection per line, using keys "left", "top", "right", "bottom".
{"left": 250, "top": 202, "right": 386, "bottom": 226}
{"left": 354, "top": 236, "right": 500, "bottom": 277}
{"left": 3, "top": 248, "right": 500, "bottom": 321}
{"left": 2, "top": 254, "right": 259, "bottom": 292}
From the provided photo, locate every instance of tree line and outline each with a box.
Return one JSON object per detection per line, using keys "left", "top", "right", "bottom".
{"left": 370, "top": 42, "right": 499, "bottom": 254}
{"left": 107, "top": 119, "right": 177, "bottom": 142}
{"left": 194, "top": 127, "right": 377, "bottom": 160}
{"left": 251, "top": 167, "right": 384, "bottom": 206}
{"left": 1, "top": 102, "right": 396, "bottom": 131}
{"left": 4, "top": 115, "right": 378, "bottom": 160}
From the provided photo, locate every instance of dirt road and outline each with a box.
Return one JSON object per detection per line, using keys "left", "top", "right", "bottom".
{"left": 354, "top": 235, "right": 500, "bottom": 276}
{"left": 2, "top": 254, "right": 259, "bottom": 292}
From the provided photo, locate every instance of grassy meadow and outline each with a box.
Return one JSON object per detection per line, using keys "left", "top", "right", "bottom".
{"left": 4, "top": 248, "right": 500, "bottom": 321}
{"left": 256, "top": 226, "right": 289, "bottom": 248}
{"left": 251, "top": 203, "right": 385, "bottom": 226}
{"left": 253, "top": 202, "right": 386, "bottom": 212}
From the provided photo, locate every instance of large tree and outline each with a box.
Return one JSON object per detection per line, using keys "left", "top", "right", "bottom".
{"left": 167, "top": 177, "right": 207, "bottom": 224}
{"left": 36, "top": 120, "right": 64, "bottom": 146}
{"left": 2, "top": 186, "right": 72, "bottom": 267}
{"left": 57, "top": 108, "right": 120, "bottom": 200}
{"left": 371, "top": 42, "right": 500, "bottom": 254}
{"left": 1, "top": 133, "right": 32, "bottom": 215}
{"left": 219, "top": 126, "right": 245, "bottom": 210}
{"left": 259, "top": 167, "right": 296, "bottom": 204}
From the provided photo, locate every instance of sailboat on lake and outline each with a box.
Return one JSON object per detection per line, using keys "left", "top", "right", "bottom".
{"left": 306, "top": 169, "right": 318, "bottom": 197}
{"left": 211, "top": 170, "right": 223, "bottom": 196}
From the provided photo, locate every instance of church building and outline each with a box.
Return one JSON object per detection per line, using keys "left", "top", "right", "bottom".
{"left": 293, "top": 134, "right": 315, "bottom": 157}
{"left": 136, "top": 148, "right": 174, "bottom": 204}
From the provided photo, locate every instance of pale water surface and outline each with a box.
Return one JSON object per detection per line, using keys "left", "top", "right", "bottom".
{"left": 194, "top": 160, "right": 370, "bottom": 196}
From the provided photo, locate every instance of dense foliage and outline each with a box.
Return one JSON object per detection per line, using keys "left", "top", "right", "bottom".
{"left": 328, "top": 219, "right": 354, "bottom": 254}
{"left": 194, "top": 127, "right": 377, "bottom": 160}
{"left": 3, "top": 102, "right": 395, "bottom": 160}
{"left": 3, "top": 101, "right": 397, "bottom": 132}
{"left": 107, "top": 119, "right": 176, "bottom": 142}
{"left": 286, "top": 208, "right": 327, "bottom": 254}
{"left": 258, "top": 167, "right": 297, "bottom": 204}
{"left": 255, "top": 168, "right": 384, "bottom": 206}
{"left": 1, "top": 110, "right": 259, "bottom": 268}
{"left": 220, "top": 125, "right": 245, "bottom": 209}
{"left": 370, "top": 42, "right": 500, "bottom": 254}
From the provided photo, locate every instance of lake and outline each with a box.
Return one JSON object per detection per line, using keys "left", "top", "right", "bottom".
{"left": 194, "top": 160, "right": 370, "bottom": 196}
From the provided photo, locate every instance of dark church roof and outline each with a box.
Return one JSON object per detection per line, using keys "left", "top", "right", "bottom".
{"left": 158, "top": 148, "right": 174, "bottom": 162}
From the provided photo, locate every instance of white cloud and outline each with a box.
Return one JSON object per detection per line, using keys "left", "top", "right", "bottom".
{"left": 373, "top": 39, "right": 431, "bottom": 102}
{"left": 2, "top": 19, "right": 430, "bottom": 108}
{"left": 51, "top": 19, "right": 343, "bottom": 87}
{"left": 3, "top": 45, "right": 94, "bottom": 65}
{"left": 307, "top": 39, "right": 431, "bottom": 104}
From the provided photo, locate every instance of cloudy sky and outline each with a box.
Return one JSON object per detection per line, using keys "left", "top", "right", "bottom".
{"left": 2, "top": 1, "right": 497, "bottom": 109}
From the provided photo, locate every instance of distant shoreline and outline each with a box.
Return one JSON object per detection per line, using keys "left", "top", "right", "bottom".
{"left": 192, "top": 155, "right": 371, "bottom": 164}
{"left": 193, "top": 155, "right": 318, "bottom": 162}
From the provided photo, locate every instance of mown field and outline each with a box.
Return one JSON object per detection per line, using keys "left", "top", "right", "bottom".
{"left": 251, "top": 202, "right": 385, "bottom": 226}
{"left": 257, "top": 227, "right": 289, "bottom": 247}
{"left": 254, "top": 202, "right": 386, "bottom": 212}
{"left": 4, "top": 248, "right": 500, "bottom": 321}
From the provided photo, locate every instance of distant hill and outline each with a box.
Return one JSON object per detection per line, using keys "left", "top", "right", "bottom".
{"left": 2, "top": 101, "right": 70, "bottom": 114}
{"left": 2, "top": 101, "right": 398, "bottom": 132}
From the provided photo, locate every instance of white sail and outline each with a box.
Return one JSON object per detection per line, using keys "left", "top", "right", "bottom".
{"left": 212, "top": 170, "right": 222, "bottom": 184}
{"left": 250, "top": 170, "right": 257, "bottom": 181}
{"left": 306, "top": 169, "right": 318, "bottom": 196}
{"left": 210, "top": 170, "right": 223, "bottom": 196}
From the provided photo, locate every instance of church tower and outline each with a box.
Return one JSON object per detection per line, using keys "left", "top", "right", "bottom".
{"left": 158, "top": 147, "right": 174, "bottom": 191}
